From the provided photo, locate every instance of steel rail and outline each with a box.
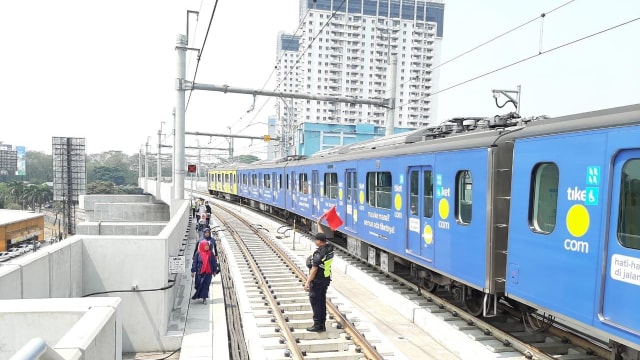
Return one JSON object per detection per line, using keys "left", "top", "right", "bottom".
{"left": 214, "top": 213, "right": 306, "bottom": 360}
{"left": 214, "top": 204, "right": 385, "bottom": 360}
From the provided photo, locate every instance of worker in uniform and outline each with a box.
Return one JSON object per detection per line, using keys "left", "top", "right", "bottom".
{"left": 304, "top": 219, "right": 335, "bottom": 332}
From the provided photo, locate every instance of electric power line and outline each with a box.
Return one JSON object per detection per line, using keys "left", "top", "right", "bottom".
{"left": 394, "top": 0, "right": 576, "bottom": 91}
{"left": 396, "top": 16, "right": 640, "bottom": 111}
{"left": 186, "top": 0, "right": 221, "bottom": 111}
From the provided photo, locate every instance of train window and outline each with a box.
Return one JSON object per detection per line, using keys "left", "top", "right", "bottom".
{"left": 242, "top": 174, "right": 248, "bottom": 185}
{"left": 264, "top": 174, "right": 271, "bottom": 189}
{"left": 530, "top": 163, "right": 559, "bottom": 234}
{"left": 618, "top": 159, "right": 640, "bottom": 250}
{"left": 367, "top": 172, "right": 392, "bottom": 209}
{"left": 251, "top": 174, "right": 258, "bottom": 187}
{"left": 224, "top": 174, "right": 230, "bottom": 184}
{"left": 325, "top": 172, "right": 338, "bottom": 199}
{"left": 299, "top": 173, "right": 309, "bottom": 194}
{"left": 455, "top": 170, "right": 473, "bottom": 224}
{"left": 424, "top": 170, "right": 433, "bottom": 218}
{"left": 279, "top": 174, "right": 283, "bottom": 190}
{"left": 409, "top": 171, "right": 419, "bottom": 215}
{"left": 286, "top": 174, "right": 290, "bottom": 190}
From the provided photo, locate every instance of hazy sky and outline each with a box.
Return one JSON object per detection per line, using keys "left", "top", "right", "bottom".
{"left": 0, "top": 0, "right": 638, "bottom": 159}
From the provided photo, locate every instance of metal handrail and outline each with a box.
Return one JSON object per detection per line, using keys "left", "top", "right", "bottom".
{"left": 9, "top": 338, "right": 65, "bottom": 360}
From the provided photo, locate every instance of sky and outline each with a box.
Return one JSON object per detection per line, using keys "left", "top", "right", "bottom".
{"left": 0, "top": 0, "right": 638, "bottom": 159}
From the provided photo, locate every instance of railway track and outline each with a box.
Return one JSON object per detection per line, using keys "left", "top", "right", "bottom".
{"left": 199, "top": 191, "right": 612, "bottom": 360}
{"left": 211, "top": 203, "right": 396, "bottom": 359}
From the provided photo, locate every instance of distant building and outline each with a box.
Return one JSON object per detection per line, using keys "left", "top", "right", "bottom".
{"left": 0, "top": 209, "right": 44, "bottom": 252}
{"left": 276, "top": 0, "right": 445, "bottom": 156}
{"left": 296, "top": 122, "right": 414, "bottom": 156}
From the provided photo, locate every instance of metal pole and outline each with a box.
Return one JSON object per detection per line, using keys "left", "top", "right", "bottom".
{"left": 175, "top": 34, "right": 187, "bottom": 200}
{"left": 157, "top": 129, "right": 162, "bottom": 197}
{"left": 516, "top": 85, "right": 521, "bottom": 114}
{"left": 138, "top": 148, "right": 143, "bottom": 184}
{"left": 385, "top": 55, "right": 398, "bottom": 136}
{"left": 144, "top": 139, "right": 149, "bottom": 192}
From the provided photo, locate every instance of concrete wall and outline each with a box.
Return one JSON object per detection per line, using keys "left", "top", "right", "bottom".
{"left": 92, "top": 203, "right": 169, "bottom": 222}
{"left": 0, "top": 298, "right": 121, "bottom": 360}
{"left": 81, "top": 195, "right": 156, "bottom": 222}
{"left": 0, "top": 239, "right": 83, "bottom": 299}
{"left": 77, "top": 222, "right": 166, "bottom": 236}
{"left": 0, "top": 195, "right": 191, "bottom": 355}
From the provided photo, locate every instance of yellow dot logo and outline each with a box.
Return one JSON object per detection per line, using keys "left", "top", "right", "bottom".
{"left": 566, "top": 204, "right": 590, "bottom": 238}
{"left": 320, "top": 188, "right": 324, "bottom": 196}
{"left": 423, "top": 225, "right": 433, "bottom": 245}
{"left": 339, "top": 188, "right": 343, "bottom": 200}
{"left": 438, "top": 198, "right": 449, "bottom": 219}
{"left": 394, "top": 193, "right": 402, "bottom": 211}
{"left": 353, "top": 209, "right": 358, "bottom": 222}
{"left": 359, "top": 190, "right": 365, "bottom": 205}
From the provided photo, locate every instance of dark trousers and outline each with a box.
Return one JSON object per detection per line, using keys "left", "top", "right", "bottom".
{"left": 309, "top": 279, "right": 330, "bottom": 324}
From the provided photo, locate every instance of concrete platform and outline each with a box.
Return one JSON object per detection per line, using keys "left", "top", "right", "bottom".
{"left": 178, "top": 222, "right": 228, "bottom": 360}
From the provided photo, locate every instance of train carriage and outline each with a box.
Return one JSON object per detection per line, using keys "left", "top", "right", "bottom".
{"left": 505, "top": 104, "right": 640, "bottom": 351}
{"left": 206, "top": 104, "right": 640, "bottom": 355}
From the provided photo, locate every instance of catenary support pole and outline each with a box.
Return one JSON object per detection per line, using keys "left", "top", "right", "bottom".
{"left": 385, "top": 56, "right": 398, "bottom": 136}
{"left": 157, "top": 129, "right": 162, "bottom": 197}
{"left": 174, "top": 34, "right": 187, "bottom": 200}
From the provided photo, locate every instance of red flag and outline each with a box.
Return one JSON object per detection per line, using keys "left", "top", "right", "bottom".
{"left": 322, "top": 206, "right": 343, "bottom": 231}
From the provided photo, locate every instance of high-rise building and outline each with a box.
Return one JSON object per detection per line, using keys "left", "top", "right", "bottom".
{"left": 275, "top": 32, "right": 303, "bottom": 156}
{"left": 277, "top": 0, "right": 444, "bottom": 137}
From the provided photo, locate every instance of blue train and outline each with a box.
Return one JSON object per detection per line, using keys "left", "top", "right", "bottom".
{"left": 209, "top": 104, "right": 640, "bottom": 356}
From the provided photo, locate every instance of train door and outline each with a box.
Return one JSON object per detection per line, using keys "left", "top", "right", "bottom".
{"left": 406, "top": 166, "right": 434, "bottom": 263}
{"left": 601, "top": 151, "right": 640, "bottom": 331}
{"left": 290, "top": 171, "right": 296, "bottom": 210}
{"left": 312, "top": 170, "right": 319, "bottom": 217}
{"left": 345, "top": 169, "right": 357, "bottom": 231}
{"left": 272, "top": 171, "right": 277, "bottom": 203}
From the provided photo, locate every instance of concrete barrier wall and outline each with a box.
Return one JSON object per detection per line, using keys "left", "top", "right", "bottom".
{"left": 0, "top": 239, "right": 83, "bottom": 300}
{"left": 0, "top": 298, "right": 121, "bottom": 360}
{"left": 81, "top": 195, "right": 155, "bottom": 222}
{"left": 77, "top": 222, "right": 166, "bottom": 236}
{"left": 93, "top": 203, "right": 169, "bottom": 222}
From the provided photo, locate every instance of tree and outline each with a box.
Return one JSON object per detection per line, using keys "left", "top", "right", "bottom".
{"left": 21, "top": 184, "right": 52, "bottom": 211}
{"left": 25, "top": 151, "right": 53, "bottom": 184}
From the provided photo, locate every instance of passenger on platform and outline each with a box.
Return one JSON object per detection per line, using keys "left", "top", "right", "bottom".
{"left": 205, "top": 201, "right": 212, "bottom": 218}
{"left": 304, "top": 218, "right": 335, "bottom": 332}
{"left": 191, "top": 199, "right": 196, "bottom": 219}
{"left": 193, "top": 228, "right": 219, "bottom": 270}
{"left": 197, "top": 200, "right": 207, "bottom": 220}
{"left": 198, "top": 213, "right": 209, "bottom": 233}
{"left": 191, "top": 240, "right": 218, "bottom": 305}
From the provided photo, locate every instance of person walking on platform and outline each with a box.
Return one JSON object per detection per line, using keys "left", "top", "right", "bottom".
{"left": 304, "top": 219, "right": 335, "bottom": 332}
{"left": 191, "top": 199, "right": 196, "bottom": 219}
{"left": 205, "top": 201, "right": 212, "bottom": 218}
{"left": 191, "top": 239, "right": 217, "bottom": 305}
{"left": 193, "top": 228, "right": 219, "bottom": 266}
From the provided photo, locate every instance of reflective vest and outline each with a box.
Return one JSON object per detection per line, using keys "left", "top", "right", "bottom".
{"left": 316, "top": 244, "right": 334, "bottom": 279}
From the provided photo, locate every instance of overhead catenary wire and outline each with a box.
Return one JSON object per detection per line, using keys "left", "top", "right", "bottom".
{"left": 186, "top": 0, "right": 221, "bottom": 112}
{"left": 395, "top": 16, "right": 640, "bottom": 111}
{"left": 393, "top": 0, "right": 576, "bottom": 92}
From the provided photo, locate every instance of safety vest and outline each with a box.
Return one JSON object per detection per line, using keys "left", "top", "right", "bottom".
{"left": 316, "top": 244, "right": 334, "bottom": 279}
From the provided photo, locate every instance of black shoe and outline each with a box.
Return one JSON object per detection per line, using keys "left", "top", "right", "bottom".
{"left": 306, "top": 324, "right": 326, "bottom": 332}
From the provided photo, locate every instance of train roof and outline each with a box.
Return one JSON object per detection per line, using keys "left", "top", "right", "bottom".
{"left": 504, "top": 103, "right": 640, "bottom": 140}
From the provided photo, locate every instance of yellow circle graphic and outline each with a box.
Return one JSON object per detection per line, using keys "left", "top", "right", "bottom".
{"left": 353, "top": 209, "right": 358, "bottom": 222}
{"left": 394, "top": 193, "right": 402, "bottom": 211}
{"left": 359, "top": 190, "right": 365, "bottom": 204}
{"left": 423, "top": 225, "right": 433, "bottom": 245}
{"left": 566, "top": 204, "right": 590, "bottom": 238}
{"left": 339, "top": 188, "right": 343, "bottom": 200}
{"left": 320, "top": 188, "right": 324, "bottom": 196}
{"left": 438, "top": 198, "right": 449, "bottom": 219}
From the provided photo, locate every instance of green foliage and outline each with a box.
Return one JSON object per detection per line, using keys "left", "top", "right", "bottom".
{"left": 87, "top": 181, "right": 143, "bottom": 195}
{"left": 25, "top": 151, "right": 53, "bottom": 184}
{"left": 235, "top": 154, "right": 260, "bottom": 164}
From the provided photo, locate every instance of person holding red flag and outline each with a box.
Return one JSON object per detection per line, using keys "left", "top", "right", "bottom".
{"left": 304, "top": 215, "right": 336, "bottom": 332}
